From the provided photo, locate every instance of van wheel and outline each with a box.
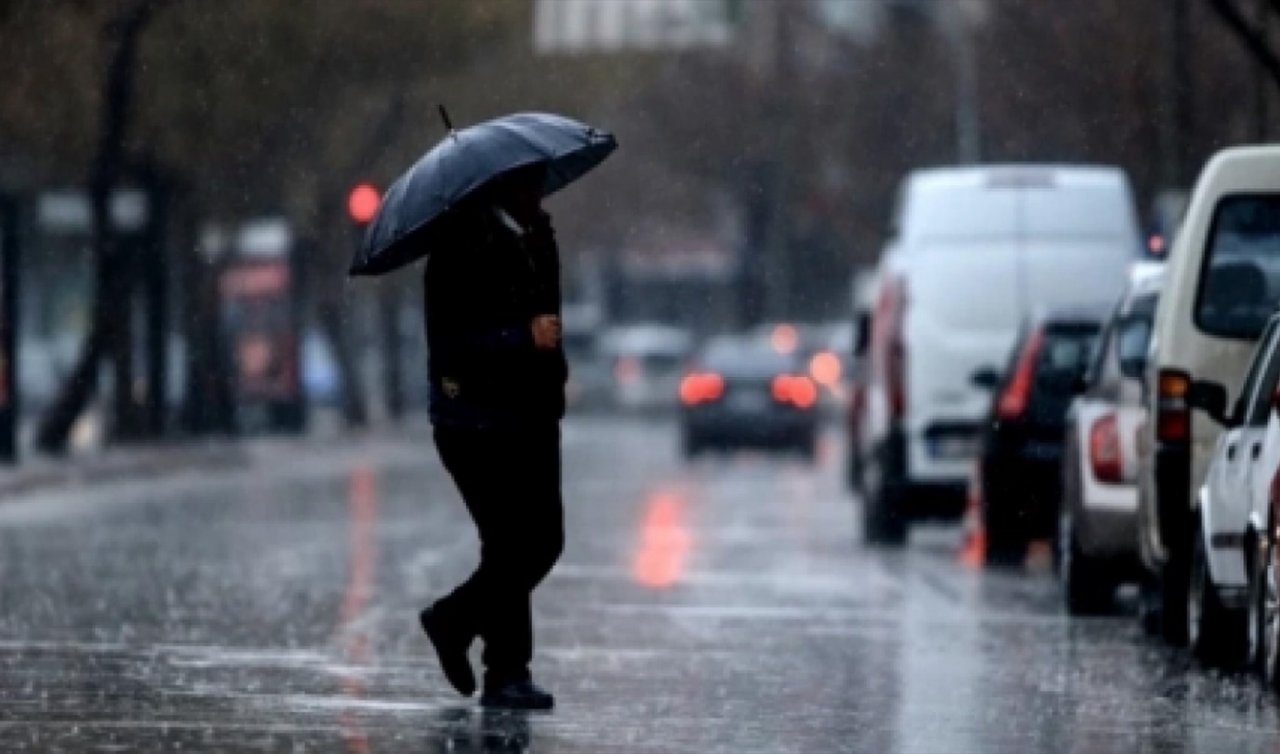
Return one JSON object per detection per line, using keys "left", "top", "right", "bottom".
{"left": 1188, "top": 527, "right": 1248, "bottom": 667}
{"left": 1060, "top": 507, "right": 1113, "bottom": 615}
{"left": 862, "top": 445, "right": 908, "bottom": 546}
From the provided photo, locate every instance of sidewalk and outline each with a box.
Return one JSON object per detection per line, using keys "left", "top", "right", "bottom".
{"left": 0, "top": 440, "right": 248, "bottom": 499}
{"left": 0, "top": 413, "right": 435, "bottom": 500}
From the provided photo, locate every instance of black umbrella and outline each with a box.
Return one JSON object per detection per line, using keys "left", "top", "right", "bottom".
{"left": 348, "top": 109, "right": 617, "bottom": 276}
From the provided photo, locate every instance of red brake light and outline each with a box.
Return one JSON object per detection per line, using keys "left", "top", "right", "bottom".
{"left": 1089, "top": 413, "right": 1123, "bottom": 484}
{"left": 680, "top": 372, "right": 724, "bottom": 406}
{"left": 997, "top": 329, "right": 1044, "bottom": 420}
{"left": 771, "top": 324, "right": 799, "bottom": 354}
{"left": 772, "top": 374, "right": 817, "bottom": 409}
{"left": 1156, "top": 369, "right": 1191, "bottom": 443}
{"left": 809, "top": 350, "right": 842, "bottom": 387}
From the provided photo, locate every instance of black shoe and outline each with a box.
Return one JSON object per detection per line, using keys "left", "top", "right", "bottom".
{"left": 480, "top": 680, "right": 555, "bottom": 711}
{"left": 419, "top": 606, "right": 476, "bottom": 697}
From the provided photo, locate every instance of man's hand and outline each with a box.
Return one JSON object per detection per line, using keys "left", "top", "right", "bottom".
{"left": 532, "top": 315, "right": 561, "bottom": 350}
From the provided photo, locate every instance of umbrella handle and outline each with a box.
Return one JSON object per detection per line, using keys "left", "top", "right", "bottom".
{"left": 438, "top": 105, "right": 454, "bottom": 133}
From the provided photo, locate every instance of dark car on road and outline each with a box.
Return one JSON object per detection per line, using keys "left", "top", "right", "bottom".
{"left": 975, "top": 308, "right": 1106, "bottom": 562}
{"left": 680, "top": 337, "right": 819, "bottom": 459}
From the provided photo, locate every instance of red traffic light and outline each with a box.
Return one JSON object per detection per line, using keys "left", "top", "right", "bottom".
{"left": 347, "top": 183, "right": 381, "bottom": 225}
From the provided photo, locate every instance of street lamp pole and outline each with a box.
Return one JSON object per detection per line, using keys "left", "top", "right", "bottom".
{"left": 944, "top": 4, "right": 982, "bottom": 164}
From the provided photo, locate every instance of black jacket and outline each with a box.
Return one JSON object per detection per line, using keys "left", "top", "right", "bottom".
{"left": 423, "top": 206, "right": 568, "bottom": 429}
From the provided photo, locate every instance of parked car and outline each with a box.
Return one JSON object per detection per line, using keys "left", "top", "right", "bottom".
{"left": 1136, "top": 146, "right": 1280, "bottom": 645}
{"left": 975, "top": 308, "right": 1105, "bottom": 563}
{"left": 679, "top": 336, "right": 819, "bottom": 459}
{"left": 856, "top": 165, "right": 1141, "bottom": 544}
{"left": 1260, "top": 445, "right": 1280, "bottom": 689}
{"left": 600, "top": 324, "right": 693, "bottom": 413}
{"left": 1059, "top": 265, "right": 1163, "bottom": 613}
{"left": 1183, "top": 314, "right": 1280, "bottom": 666}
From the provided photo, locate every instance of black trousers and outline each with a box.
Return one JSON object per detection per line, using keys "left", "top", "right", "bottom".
{"left": 433, "top": 423, "right": 564, "bottom": 686}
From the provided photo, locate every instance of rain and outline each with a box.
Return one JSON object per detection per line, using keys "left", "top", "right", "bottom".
{"left": 2, "top": 1, "right": 1280, "bottom": 752}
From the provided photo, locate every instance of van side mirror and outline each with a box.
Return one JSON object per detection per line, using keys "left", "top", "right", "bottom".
{"left": 1187, "top": 380, "right": 1233, "bottom": 427}
{"left": 971, "top": 367, "right": 1002, "bottom": 391}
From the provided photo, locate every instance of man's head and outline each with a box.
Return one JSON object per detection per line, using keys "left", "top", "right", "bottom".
{"left": 492, "top": 162, "right": 547, "bottom": 225}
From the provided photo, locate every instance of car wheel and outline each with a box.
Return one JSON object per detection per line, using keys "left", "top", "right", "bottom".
{"left": 862, "top": 444, "right": 908, "bottom": 546}
{"left": 1188, "top": 527, "right": 1248, "bottom": 667}
{"left": 1060, "top": 506, "right": 1112, "bottom": 615}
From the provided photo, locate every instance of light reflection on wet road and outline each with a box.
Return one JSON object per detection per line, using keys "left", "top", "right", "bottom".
{"left": 0, "top": 417, "right": 1278, "bottom": 753}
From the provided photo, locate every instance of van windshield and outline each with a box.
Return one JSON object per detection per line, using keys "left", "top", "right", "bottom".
{"left": 1195, "top": 196, "right": 1280, "bottom": 340}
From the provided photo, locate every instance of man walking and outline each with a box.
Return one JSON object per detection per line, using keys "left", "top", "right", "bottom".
{"left": 418, "top": 163, "right": 565, "bottom": 711}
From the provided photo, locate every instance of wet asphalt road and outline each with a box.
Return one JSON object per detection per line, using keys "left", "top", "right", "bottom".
{"left": 1, "top": 417, "right": 1279, "bottom": 753}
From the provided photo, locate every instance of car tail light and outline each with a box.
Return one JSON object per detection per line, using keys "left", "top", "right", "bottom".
{"left": 1089, "top": 413, "right": 1123, "bottom": 484}
{"left": 772, "top": 374, "right": 818, "bottom": 409}
{"left": 679, "top": 372, "right": 724, "bottom": 406}
{"left": 997, "top": 329, "right": 1045, "bottom": 420}
{"left": 1156, "top": 369, "right": 1191, "bottom": 443}
{"left": 771, "top": 324, "right": 799, "bottom": 354}
{"left": 809, "top": 350, "right": 842, "bottom": 388}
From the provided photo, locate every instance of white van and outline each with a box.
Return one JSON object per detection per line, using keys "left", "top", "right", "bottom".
{"left": 1136, "top": 145, "right": 1280, "bottom": 645}
{"left": 857, "top": 165, "right": 1141, "bottom": 543}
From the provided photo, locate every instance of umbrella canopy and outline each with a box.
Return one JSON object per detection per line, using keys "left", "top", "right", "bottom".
{"left": 348, "top": 111, "right": 617, "bottom": 276}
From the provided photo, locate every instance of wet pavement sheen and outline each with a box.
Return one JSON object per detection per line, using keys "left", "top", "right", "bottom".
{"left": 0, "top": 418, "right": 1278, "bottom": 753}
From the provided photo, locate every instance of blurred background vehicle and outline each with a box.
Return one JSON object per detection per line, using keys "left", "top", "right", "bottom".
{"left": 561, "top": 302, "right": 611, "bottom": 412}
{"left": 750, "top": 321, "right": 851, "bottom": 417}
{"left": 1185, "top": 314, "right": 1280, "bottom": 668}
{"left": 856, "top": 165, "right": 1142, "bottom": 545}
{"left": 975, "top": 307, "right": 1105, "bottom": 563}
{"left": 804, "top": 322, "right": 853, "bottom": 417}
{"left": 1137, "top": 146, "right": 1280, "bottom": 647}
{"left": 846, "top": 270, "right": 879, "bottom": 491}
{"left": 679, "top": 335, "right": 819, "bottom": 459}
{"left": 1059, "top": 265, "right": 1162, "bottom": 613}
{"left": 600, "top": 323, "right": 693, "bottom": 413}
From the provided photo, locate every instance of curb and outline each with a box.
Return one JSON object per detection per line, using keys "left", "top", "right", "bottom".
{"left": 0, "top": 441, "right": 250, "bottom": 500}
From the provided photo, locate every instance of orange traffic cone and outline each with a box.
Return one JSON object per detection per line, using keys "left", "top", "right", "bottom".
{"left": 958, "top": 461, "right": 986, "bottom": 569}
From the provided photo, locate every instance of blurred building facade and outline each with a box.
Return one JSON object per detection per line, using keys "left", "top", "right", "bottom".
{"left": 533, "top": 0, "right": 733, "bottom": 53}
